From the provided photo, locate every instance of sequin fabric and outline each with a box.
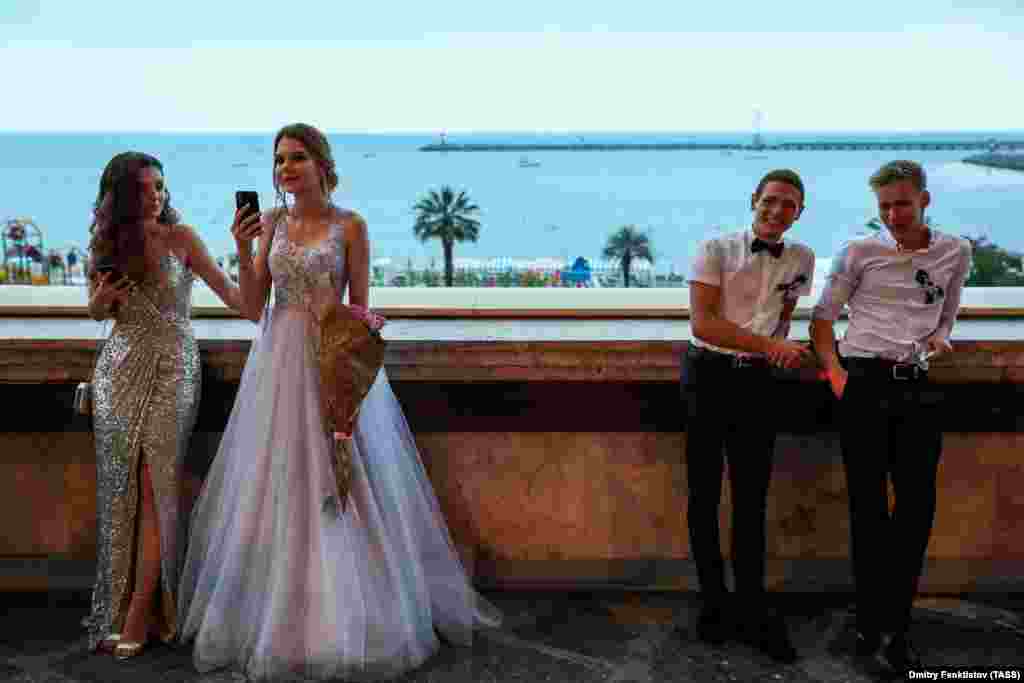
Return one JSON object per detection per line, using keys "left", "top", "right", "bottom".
{"left": 86, "top": 252, "right": 199, "bottom": 650}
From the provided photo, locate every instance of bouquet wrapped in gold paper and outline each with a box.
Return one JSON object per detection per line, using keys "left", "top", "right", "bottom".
{"left": 314, "top": 302, "right": 386, "bottom": 515}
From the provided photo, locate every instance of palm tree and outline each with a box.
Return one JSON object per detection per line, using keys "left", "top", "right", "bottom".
{"left": 227, "top": 252, "right": 240, "bottom": 283}
{"left": 412, "top": 186, "right": 481, "bottom": 287}
{"left": 603, "top": 225, "right": 654, "bottom": 288}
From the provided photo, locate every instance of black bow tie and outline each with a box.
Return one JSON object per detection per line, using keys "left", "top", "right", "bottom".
{"left": 751, "top": 238, "right": 784, "bottom": 258}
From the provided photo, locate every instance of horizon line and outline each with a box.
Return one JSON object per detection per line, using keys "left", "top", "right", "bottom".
{"left": 3, "top": 127, "right": 1024, "bottom": 136}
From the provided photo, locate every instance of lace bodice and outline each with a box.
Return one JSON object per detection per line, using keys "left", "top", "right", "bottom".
{"left": 269, "top": 214, "right": 348, "bottom": 312}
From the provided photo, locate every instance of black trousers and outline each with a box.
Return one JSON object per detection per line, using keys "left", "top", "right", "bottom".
{"left": 838, "top": 358, "right": 943, "bottom": 637}
{"left": 681, "top": 348, "right": 778, "bottom": 606}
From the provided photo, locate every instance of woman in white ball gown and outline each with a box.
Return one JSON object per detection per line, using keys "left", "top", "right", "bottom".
{"left": 177, "top": 123, "right": 500, "bottom": 681}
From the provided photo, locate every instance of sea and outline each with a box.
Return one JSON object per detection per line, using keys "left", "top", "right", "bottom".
{"left": 2, "top": 130, "right": 1024, "bottom": 277}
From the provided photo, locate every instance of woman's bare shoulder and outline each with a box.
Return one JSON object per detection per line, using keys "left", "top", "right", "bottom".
{"left": 262, "top": 207, "right": 288, "bottom": 224}
{"left": 168, "top": 221, "right": 196, "bottom": 236}
{"left": 334, "top": 209, "right": 367, "bottom": 239}
{"left": 258, "top": 208, "right": 287, "bottom": 243}
{"left": 158, "top": 223, "right": 200, "bottom": 267}
{"left": 165, "top": 222, "right": 201, "bottom": 250}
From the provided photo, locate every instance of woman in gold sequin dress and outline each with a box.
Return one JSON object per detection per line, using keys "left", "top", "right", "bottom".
{"left": 85, "top": 152, "right": 257, "bottom": 659}
{"left": 178, "top": 124, "right": 500, "bottom": 682}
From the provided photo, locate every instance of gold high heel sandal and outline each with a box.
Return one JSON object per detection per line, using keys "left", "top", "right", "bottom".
{"left": 98, "top": 633, "right": 121, "bottom": 653}
{"left": 113, "top": 640, "right": 146, "bottom": 660}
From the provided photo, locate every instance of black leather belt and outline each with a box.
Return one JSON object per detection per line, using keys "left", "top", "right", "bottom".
{"left": 843, "top": 356, "right": 927, "bottom": 381}
{"left": 687, "top": 345, "right": 770, "bottom": 370}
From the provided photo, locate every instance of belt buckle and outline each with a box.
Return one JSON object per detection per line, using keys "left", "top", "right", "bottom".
{"left": 891, "top": 363, "right": 919, "bottom": 381}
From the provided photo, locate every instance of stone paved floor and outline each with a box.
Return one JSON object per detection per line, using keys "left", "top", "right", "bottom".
{"left": 1, "top": 591, "right": 1022, "bottom": 682}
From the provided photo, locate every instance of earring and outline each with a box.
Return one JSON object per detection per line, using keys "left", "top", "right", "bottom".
{"left": 321, "top": 175, "right": 333, "bottom": 205}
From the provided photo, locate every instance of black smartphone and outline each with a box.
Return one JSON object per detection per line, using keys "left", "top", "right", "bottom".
{"left": 94, "top": 260, "right": 123, "bottom": 282}
{"left": 235, "top": 191, "right": 260, "bottom": 220}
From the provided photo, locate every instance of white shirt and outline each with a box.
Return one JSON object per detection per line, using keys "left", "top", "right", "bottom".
{"left": 688, "top": 229, "right": 815, "bottom": 355}
{"left": 812, "top": 227, "right": 972, "bottom": 361}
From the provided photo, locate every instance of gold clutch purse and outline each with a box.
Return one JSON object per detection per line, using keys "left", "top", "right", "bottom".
{"left": 315, "top": 303, "right": 386, "bottom": 515}
{"left": 73, "top": 381, "right": 93, "bottom": 416}
{"left": 74, "top": 330, "right": 110, "bottom": 417}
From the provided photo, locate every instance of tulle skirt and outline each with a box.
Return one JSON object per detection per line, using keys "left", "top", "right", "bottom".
{"left": 177, "top": 308, "right": 500, "bottom": 681}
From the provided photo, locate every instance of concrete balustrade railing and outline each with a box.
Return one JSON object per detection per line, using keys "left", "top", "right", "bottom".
{"left": 0, "top": 286, "right": 1022, "bottom": 593}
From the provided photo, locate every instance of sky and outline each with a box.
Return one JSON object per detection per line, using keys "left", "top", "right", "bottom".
{"left": 2, "top": 0, "right": 1023, "bottom": 133}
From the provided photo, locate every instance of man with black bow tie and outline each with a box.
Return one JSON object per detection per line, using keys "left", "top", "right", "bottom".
{"left": 681, "top": 169, "right": 815, "bottom": 662}
{"left": 811, "top": 160, "right": 972, "bottom": 674}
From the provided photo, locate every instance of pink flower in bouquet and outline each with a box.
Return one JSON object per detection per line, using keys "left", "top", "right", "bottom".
{"left": 348, "top": 304, "right": 387, "bottom": 332}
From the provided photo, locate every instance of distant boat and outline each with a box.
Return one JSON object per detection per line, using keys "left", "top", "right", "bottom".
{"left": 231, "top": 162, "right": 248, "bottom": 168}
{"left": 518, "top": 156, "right": 541, "bottom": 168}
{"left": 363, "top": 152, "right": 376, "bottom": 159}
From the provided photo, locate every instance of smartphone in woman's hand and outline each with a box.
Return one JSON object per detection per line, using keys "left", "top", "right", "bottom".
{"left": 95, "top": 261, "right": 123, "bottom": 282}
{"left": 235, "top": 191, "right": 260, "bottom": 220}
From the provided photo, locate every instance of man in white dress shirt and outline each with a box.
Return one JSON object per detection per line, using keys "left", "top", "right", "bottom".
{"left": 683, "top": 169, "right": 816, "bottom": 662}
{"left": 810, "top": 160, "right": 972, "bottom": 673}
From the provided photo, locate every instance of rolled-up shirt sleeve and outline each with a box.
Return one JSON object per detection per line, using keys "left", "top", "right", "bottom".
{"left": 688, "top": 238, "right": 722, "bottom": 288}
{"left": 934, "top": 239, "right": 973, "bottom": 340}
{"left": 812, "top": 244, "right": 858, "bottom": 321}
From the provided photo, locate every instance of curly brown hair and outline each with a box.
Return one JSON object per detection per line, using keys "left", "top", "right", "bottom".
{"left": 272, "top": 123, "right": 339, "bottom": 204}
{"left": 88, "top": 151, "right": 179, "bottom": 282}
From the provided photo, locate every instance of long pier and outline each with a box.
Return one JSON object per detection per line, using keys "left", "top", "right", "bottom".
{"left": 963, "top": 153, "right": 1024, "bottom": 172}
{"left": 420, "top": 140, "right": 1024, "bottom": 153}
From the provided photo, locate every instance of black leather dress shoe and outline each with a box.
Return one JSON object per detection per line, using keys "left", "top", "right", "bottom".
{"left": 854, "top": 629, "right": 881, "bottom": 658}
{"left": 737, "top": 614, "right": 798, "bottom": 664}
{"left": 881, "top": 633, "right": 922, "bottom": 671}
{"left": 696, "top": 606, "right": 730, "bottom": 645}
